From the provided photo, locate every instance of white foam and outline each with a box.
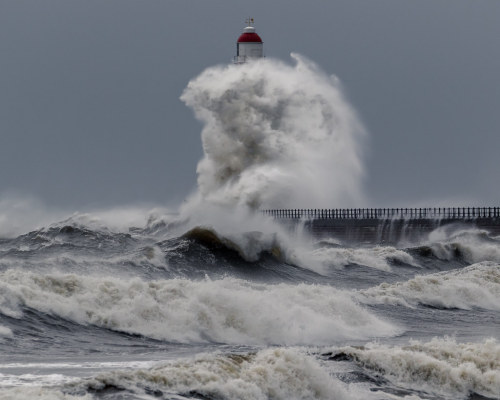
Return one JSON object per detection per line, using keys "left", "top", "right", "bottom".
{"left": 0, "top": 361, "right": 155, "bottom": 370}
{"left": 0, "top": 373, "right": 79, "bottom": 388}
{"left": 357, "top": 262, "right": 500, "bottom": 310}
{"left": 333, "top": 337, "right": 500, "bottom": 398}
{"left": 0, "top": 270, "right": 398, "bottom": 345}
{"left": 84, "top": 347, "right": 350, "bottom": 400}
{"left": 0, "top": 325, "right": 13, "bottom": 338}
{"left": 309, "top": 246, "right": 418, "bottom": 272}
{"left": 181, "top": 54, "right": 366, "bottom": 210}
{"left": 0, "top": 386, "right": 92, "bottom": 400}
{"left": 0, "top": 288, "right": 23, "bottom": 319}
{"left": 0, "top": 241, "right": 169, "bottom": 275}
{"left": 426, "top": 228, "right": 500, "bottom": 264}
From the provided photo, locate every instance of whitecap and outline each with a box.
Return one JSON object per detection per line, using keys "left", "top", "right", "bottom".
{"left": 83, "top": 348, "right": 350, "bottom": 400}
{"left": 356, "top": 262, "right": 500, "bottom": 310}
{"left": 0, "top": 270, "right": 398, "bottom": 345}
{"left": 330, "top": 337, "right": 500, "bottom": 399}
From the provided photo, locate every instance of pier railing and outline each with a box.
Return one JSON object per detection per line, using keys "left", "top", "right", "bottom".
{"left": 262, "top": 207, "right": 500, "bottom": 220}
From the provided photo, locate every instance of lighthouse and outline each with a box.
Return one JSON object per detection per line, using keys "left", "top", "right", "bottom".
{"left": 234, "top": 18, "right": 264, "bottom": 64}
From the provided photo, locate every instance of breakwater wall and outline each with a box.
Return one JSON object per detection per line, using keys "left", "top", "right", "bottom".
{"left": 262, "top": 207, "right": 500, "bottom": 244}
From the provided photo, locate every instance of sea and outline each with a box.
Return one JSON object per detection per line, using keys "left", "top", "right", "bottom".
{"left": 1, "top": 55, "right": 499, "bottom": 400}
{"left": 0, "top": 212, "right": 499, "bottom": 400}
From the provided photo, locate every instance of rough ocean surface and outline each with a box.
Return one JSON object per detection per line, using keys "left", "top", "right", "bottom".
{"left": 1, "top": 56, "right": 499, "bottom": 400}
{"left": 0, "top": 213, "right": 499, "bottom": 400}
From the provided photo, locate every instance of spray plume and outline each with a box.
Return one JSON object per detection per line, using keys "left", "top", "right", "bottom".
{"left": 181, "top": 54, "right": 366, "bottom": 210}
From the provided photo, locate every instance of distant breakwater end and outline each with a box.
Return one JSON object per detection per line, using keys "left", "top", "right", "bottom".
{"left": 262, "top": 207, "right": 500, "bottom": 244}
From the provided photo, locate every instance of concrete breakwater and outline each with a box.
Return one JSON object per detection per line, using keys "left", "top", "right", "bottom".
{"left": 262, "top": 207, "right": 500, "bottom": 244}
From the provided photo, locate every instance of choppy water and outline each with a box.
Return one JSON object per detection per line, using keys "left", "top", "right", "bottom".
{"left": 0, "top": 213, "right": 498, "bottom": 400}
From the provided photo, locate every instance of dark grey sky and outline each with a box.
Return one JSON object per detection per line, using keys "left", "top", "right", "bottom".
{"left": 1, "top": 0, "right": 499, "bottom": 210}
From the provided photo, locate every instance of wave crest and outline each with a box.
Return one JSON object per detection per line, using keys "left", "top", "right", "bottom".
{"left": 83, "top": 348, "right": 350, "bottom": 400}
{"left": 182, "top": 226, "right": 283, "bottom": 262}
{"left": 329, "top": 337, "right": 500, "bottom": 398}
{"left": 310, "top": 245, "right": 418, "bottom": 272}
{"left": 0, "top": 270, "right": 397, "bottom": 345}
{"left": 357, "top": 262, "right": 500, "bottom": 310}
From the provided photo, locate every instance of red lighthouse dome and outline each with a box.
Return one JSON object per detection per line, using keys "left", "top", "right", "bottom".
{"left": 237, "top": 27, "right": 263, "bottom": 43}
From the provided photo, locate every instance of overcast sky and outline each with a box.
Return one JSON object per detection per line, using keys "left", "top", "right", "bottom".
{"left": 1, "top": 0, "right": 499, "bottom": 211}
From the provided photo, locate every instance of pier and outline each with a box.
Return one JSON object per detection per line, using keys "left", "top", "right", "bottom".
{"left": 262, "top": 207, "right": 500, "bottom": 244}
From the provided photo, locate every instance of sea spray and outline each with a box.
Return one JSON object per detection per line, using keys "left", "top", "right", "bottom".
{"left": 181, "top": 54, "right": 366, "bottom": 210}
{"left": 0, "top": 195, "right": 68, "bottom": 238}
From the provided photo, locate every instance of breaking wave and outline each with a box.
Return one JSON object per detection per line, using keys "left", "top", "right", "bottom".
{"left": 310, "top": 245, "right": 418, "bottom": 272}
{"left": 182, "top": 225, "right": 288, "bottom": 263}
{"left": 422, "top": 228, "right": 500, "bottom": 264}
{"left": 328, "top": 337, "right": 500, "bottom": 399}
{"left": 357, "top": 262, "right": 500, "bottom": 310}
{"left": 181, "top": 54, "right": 366, "bottom": 210}
{"left": 0, "top": 270, "right": 397, "bottom": 346}
{"left": 81, "top": 348, "right": 350, "bottom": 400}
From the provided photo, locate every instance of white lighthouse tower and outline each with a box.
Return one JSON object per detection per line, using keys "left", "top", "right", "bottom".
{"left": 234, "top": 18, "right": 264, "bottom": 64}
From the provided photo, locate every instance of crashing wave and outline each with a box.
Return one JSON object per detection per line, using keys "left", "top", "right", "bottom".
{"left": 0, "top": 270, "right": 398, "bottom": 345}
{"left": 81, "top": 348, "right": 350, "bottom": 400}
{"left": 309, "top": 245, "right": 418, "bottom": 272}
{"left": 356, "top": 262, "right": 500, "bottom": 310}
{"left": 327, "top": 337, "right": 500, "bottom": 399}
{"left": 182, "top": 226, "right": 284, "bottom": 262}
{"left": 420, "top": 228, "right": 500, "bottom": 264}
{"left": 181, "top": 54, "right": 366, "bottom": 210}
